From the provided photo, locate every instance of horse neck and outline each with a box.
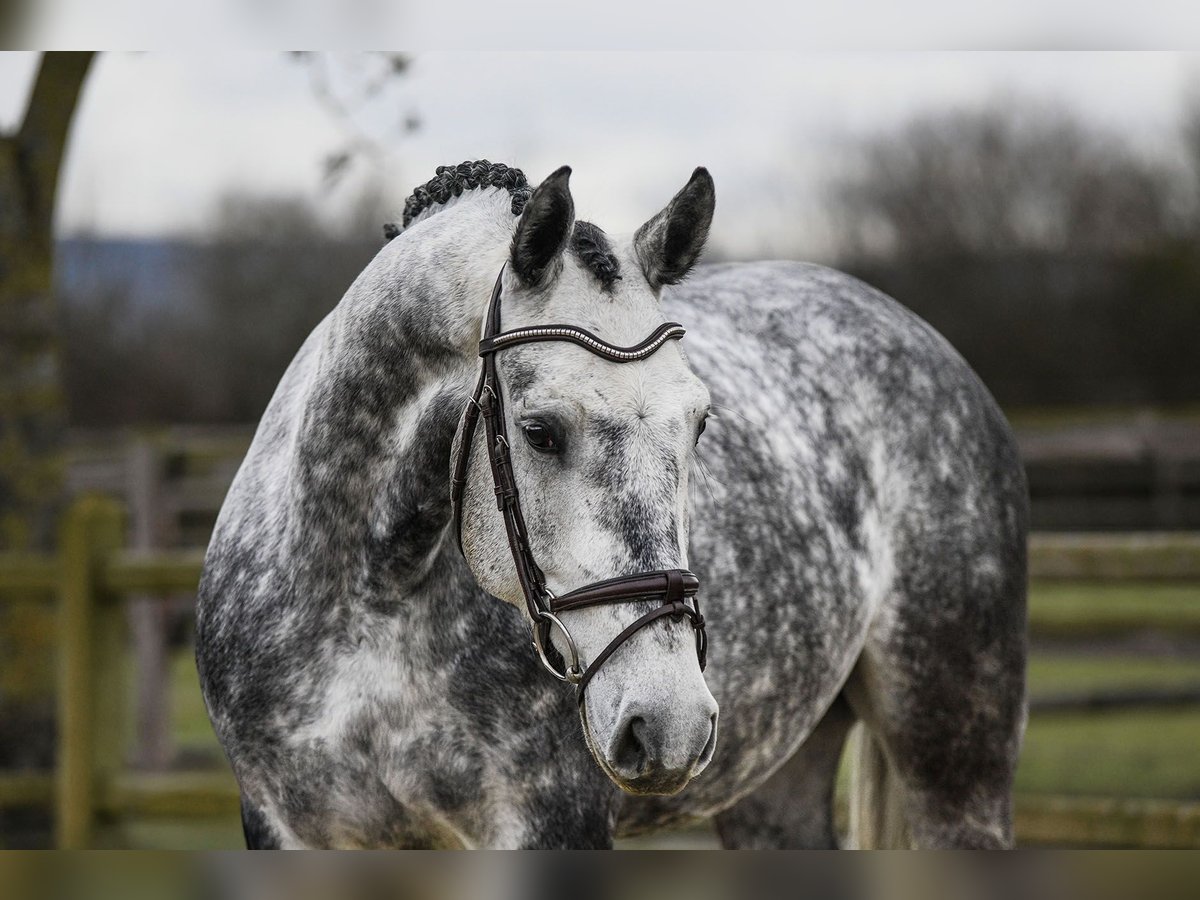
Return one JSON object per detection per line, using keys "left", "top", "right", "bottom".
{"left": 287, "top": 192, "right": 513, "bottom": 591}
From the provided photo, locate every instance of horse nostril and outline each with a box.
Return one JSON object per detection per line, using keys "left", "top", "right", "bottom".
{"left": 615, "top": 715, "right": 648, "bottom": 775}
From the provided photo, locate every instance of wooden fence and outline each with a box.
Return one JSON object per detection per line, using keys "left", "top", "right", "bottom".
{"left": 2, "top": 495, "right": 1200, "bottom": 847}
{"left": 62, "top": 413, "right": 1200, "bottom": 538}
{"left": 0, "top": 496, "right": 214, "bottom": 848}
{"left": 58, "top": 419, "right": 1200, "bottom": 773}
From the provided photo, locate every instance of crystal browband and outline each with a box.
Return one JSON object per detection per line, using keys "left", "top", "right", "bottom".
{"left": 479, "top": 322, "right": 686, "bottom": 362}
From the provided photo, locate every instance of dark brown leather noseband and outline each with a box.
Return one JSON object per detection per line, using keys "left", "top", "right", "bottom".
{"left": 450, "top": 268, "right": 708, "bottom": 703}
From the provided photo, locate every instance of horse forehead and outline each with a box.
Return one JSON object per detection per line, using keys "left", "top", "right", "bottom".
{"left": 540, "top": 296, "right": 661, "bottom": 343}
{"left": 515, "top": 343, "right": 705, "bottom": 413}
{"left": 515, "top": 249, "right": 658, "bottom": 335}
{"left": 504, "top": 259, "right": 706, "bottom": 408}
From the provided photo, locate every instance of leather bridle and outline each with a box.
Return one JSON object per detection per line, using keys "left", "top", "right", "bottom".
{"left": 449, "top": 267, "right": 708, "bottom": 703}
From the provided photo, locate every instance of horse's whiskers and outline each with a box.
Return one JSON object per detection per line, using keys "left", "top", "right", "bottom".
{"left": 692, "top": 451, "right": 722, "bottom": 507}
{"left": 710, "top": 403, "right": 752, "bottom": 425}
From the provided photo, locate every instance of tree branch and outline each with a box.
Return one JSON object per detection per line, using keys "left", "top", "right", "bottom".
{"left": 17, "top": 51, "right": 95, "bottom": 231}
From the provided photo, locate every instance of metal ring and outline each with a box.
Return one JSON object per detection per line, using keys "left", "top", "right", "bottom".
{"left": 531, "top": 610, "right": 583, "bottom": 685}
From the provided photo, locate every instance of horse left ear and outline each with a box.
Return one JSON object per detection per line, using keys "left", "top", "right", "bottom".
{"left": 634, "top": 167, "right": 716, "bottom": 290}
{"left": 510, "top": 166, "right": 575, "bottom": 288}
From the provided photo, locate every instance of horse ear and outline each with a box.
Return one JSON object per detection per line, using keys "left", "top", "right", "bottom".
{"left": 510, "top": 166, "right": 575, "bottom": 287}
{"left": 634, "top": 167, "right": 715, "bottom": 290}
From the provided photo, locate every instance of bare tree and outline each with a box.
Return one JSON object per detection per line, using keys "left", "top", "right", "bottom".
{"left": 0, "top": 52, "right": 93, "bottom": 548}
{"left": 0, "top": 53, "right": 92, "bottom": 835}
{"left": 290, "top": 51, "right": 416, "bottom": 188}
{"left": 1179, "top": 86, "right": 1200, "bottom": 233}
{"left": 827, "top": 96, "right": 1200, "bottom": 408}
{"left": 830, "top": 98, "right": 1180, "bottom": 261}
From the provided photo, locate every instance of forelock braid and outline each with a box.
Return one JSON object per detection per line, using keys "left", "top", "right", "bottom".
{"left": 384, "top": 160, "right": 533, "bottom": 241}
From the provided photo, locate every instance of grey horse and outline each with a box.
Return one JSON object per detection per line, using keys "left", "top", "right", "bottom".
{"left": 196, "top": 160, "right": 1027, "bottom": 849}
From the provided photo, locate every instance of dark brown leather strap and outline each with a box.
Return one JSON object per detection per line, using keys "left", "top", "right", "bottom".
{"left": 449, "top": 365, "right": 487, "bottom": 552}
{"left": 449, "top": 271, "right": 505, "bottom": 552}
{"left": 481, "top": 370, "right": 549, "bottom": 622}
{"left": 550, "top": 568, "right": 706, "bottom": 702}
{"left": 573, "top": 599, "right": 705, "bottom": 699}
{"left": 551, "top": 569, "right": 699, "bottom": 612}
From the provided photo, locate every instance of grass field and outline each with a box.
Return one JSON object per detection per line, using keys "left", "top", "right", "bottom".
{"left": 123, "top": 579, "right": 1200, "bottom": 847}
{"left": 1031, "top": 582, "right": 1200, "bottom": 638}
{"left": 1020, "top": 580, "right": 1200, "bottom": 800}
{"left": 168, "top": 581, "right": 1200, "bottom": 792}
{"left": 1005, "top": 404, "right": 1200, "bottom": 429}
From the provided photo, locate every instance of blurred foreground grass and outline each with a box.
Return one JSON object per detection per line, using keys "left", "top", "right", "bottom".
{"left": 1031, "top": 582, "right": 1200, "bottom": 637}
{"left": 1005, "top": 404, "right": 1200, "bottom": 429}
{"left": 1018, "top": 580, "right": 1200, "bottom": 800}
{"left": 126, "top": 580, "right": 1200, "bottom": 848}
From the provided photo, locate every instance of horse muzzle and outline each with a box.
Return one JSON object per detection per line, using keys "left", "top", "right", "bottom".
{"left": 600, "top": 693, "right": 719, "bottom": 796}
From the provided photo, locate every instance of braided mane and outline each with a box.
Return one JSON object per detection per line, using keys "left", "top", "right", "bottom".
{"left": 385, "top": 160, "right": 532, "bottom": 241}
{"left": 385, "top": 159, "right": 622, "bottom": 291}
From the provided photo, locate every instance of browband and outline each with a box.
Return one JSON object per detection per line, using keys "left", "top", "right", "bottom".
{"left": 449, "top": 267, "right": 707, "bottom": 705}
{"left": 480, "top": 322, "right": 687, "bottom": 361}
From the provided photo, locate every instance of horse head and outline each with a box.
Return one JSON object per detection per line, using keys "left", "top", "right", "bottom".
{"left": 454, "top": 166, "right": 719, "bottom": 796}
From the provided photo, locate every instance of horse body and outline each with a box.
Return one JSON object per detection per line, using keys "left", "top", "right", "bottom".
{"left": 197, "top": 171, "right": 1026, "bottom": 849}
{"left": 631, "top": 262, "right": 1027, "bottom": 845}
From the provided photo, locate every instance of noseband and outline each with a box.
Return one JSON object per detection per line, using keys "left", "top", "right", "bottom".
{"left": 450, "top": 268, "right": 708, "bottom": 703}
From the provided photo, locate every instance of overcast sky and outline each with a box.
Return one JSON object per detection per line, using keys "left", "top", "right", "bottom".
{"left": 2, "top": 51, "right": 1198, "bottom": 256}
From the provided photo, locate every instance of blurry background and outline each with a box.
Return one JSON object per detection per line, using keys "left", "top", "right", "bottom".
{"left": 1, "top": 50, "right": 1200, "bottom": 848}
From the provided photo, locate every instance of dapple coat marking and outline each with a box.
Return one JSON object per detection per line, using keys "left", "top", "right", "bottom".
{"left": 197, "top": 161, "right": 1027, "bottom": 849}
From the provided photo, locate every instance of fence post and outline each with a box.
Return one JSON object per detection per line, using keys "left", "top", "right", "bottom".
{"left": 56, "top": 495, "right": 125, "bottom": 849}
{"left": 127, "top": 436, "right": 172, "bottom": 770}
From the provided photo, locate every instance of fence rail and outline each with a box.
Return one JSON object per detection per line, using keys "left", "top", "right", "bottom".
{"left": 0, "top": 550, "right": 205, "bottom": 596}
{"left": 13, "top": 532, "right": 1200, "bottom": 594}
{"left": 2, "top": 496, "right": 1200, "bottom": 848}
{"left": 1029, "top": 532, "right": 1200, "bottom": 582}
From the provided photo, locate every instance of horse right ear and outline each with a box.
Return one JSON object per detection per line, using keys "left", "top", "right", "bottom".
{"left": 634, "top": 167, "right": 715, "bottom": 291}
{"left": 510, "top": 166, "right": 575, "bottom": 287}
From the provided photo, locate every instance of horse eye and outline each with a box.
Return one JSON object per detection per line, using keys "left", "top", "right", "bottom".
{"left": 696, "top": 416, "right": 708, "bottom": 443}
{"left": 522, "top": 422, "right": 559, "bottom": 454}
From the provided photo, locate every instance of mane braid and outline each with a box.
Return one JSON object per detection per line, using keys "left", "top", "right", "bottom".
{"left": 571, "top": 221, "right": 621, "bottom": 291}
{"left": 384, "top": 160, "right": 532, "bottom": 241}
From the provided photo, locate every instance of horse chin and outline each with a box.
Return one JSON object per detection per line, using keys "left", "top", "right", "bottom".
{"left": 612, "top": 771, "right": 693, "bottom": 797}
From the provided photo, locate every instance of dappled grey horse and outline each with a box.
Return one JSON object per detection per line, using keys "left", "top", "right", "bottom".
{"left": 196, "top": 161, "right": 1027, "bottom": 849}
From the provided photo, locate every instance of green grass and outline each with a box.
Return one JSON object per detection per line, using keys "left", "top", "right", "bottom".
{"left": 164, "top": 642, "right": 1200, "bottom": 802}
{"left": 1004, "top": 404, "right": 1200, "bottom": 429}
{"left": 171, "top": 650, "right": 218, "bottom": 756}
{"left": 163, "top": 581, "right": 1200, "bottom": 756}
{"left": 1030, "top": 581, "right": 1200, "bottom": 637}
{"left": 829, "top": 651, "right": 1200, "bottom": 803}
{"left": 1029, "top": 653, "right": 1200, "bottom": 693}
{"left": 142, "top": 581, "right": 1200, "bottom": 848}
{"left": 1016, "top": 709, "right": 1200, "bottom": 800}
{"left": 112, "top": 818, "right": 244, "bottom": 851}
